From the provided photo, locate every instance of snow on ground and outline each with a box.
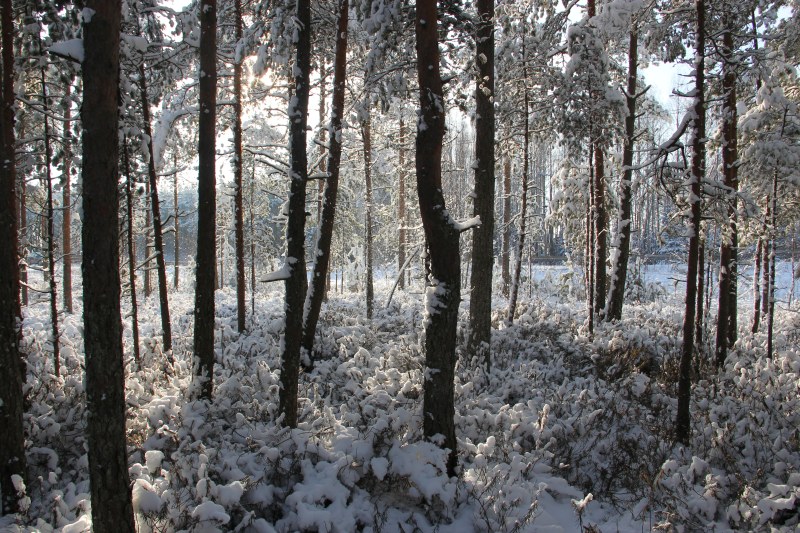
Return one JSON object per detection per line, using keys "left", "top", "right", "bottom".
{"left": 2, "top": 262, "right": 799, "bottom": 532}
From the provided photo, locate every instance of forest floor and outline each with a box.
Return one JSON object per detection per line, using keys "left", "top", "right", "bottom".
{"left": 2, "top": 262, "right": 799, "bottom": 532}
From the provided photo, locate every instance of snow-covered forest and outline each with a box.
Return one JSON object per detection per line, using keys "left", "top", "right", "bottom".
{"left": 0, "top": 0, "right": 799, "bottom": 531}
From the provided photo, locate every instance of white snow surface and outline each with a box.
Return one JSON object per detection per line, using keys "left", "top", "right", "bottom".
{"left": 4, "top": 262, "right": 800, "bottom": 532}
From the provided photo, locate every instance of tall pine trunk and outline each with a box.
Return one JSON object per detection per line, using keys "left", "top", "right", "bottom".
{"left": 80, "top": 1, "right": 136, "bottom": 528}
{"left": 605, "top": 29, "right": 638, "bottom": 322}
{"left": 501, "top": 156, "right": 511, "bottom": 297}
{"left": 0, "top": 0, "right": 26, "bottom": 514}
{"left": 715, "top": 22, "right": 739, "bottom": 369}
{"left": 507, "top": 35, "right": 529, "bottom": 327}
{"left": 279, "top": 0, "right": 311, "bottom": 428}
{"left": 123, "top": 138, "right": 141, "bottom": 367}
{"left": 139, "top": 64, "right": 173, "bottom": 356}
{"left": 40, "top": 64, "right": 60, "bottom": 375}
{"left": 416, "top": 0, "right": 460, "bottom": 476}
{"left": 362, "top": 113, "right": 374, "bottom": 319}
{"left": 193, "top": 0, "right": 218, "bottom": 399}
{"left": 233, "top": 0, "right": 246, "bottom": 333}
{"left": 676, "top": 0, "right": 706, "bottom": 445}
{"left": 468, "top": 0, "right": 495, "bottom": 365}
{"left": 173, "top": 152, "right": 180, "bottom": 289}
{"left": 62, "top": 83, "right": 73, "bottom": 314}
{"left": 398, "top": 114, "right": 407, "bottom": 290}
{"left": 302, "top": 0, "right": 348, "bottom": 359}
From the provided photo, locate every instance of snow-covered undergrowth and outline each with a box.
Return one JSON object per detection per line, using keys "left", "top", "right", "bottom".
{"left": 3, "top": 265, "right": 799, "bottom": 532}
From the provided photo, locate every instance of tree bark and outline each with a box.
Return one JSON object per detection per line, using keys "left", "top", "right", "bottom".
{"left": 144, "top": 176, "right": 152, "bottom": 298}
{"left": 767, "top": 171, "right": 778, "bottom": 359}
{"left": 193, "top": 0, "right": 218, "bottom": 400}
{"left": 62, "top": 83, "right": 73, "bottom": 314}
{"left": 605, "top": 29, "right": 638, "bottom": 322}
{"left": 362, "top": 113, "right": 374, "bottom": 319}
{"left": 752, "top": 236, "right": 762, "bottom": 333}
{"left": 173, "top": 151, "right": 180, "bottom": 289}
{"left": 279, "top": 0, "right": 311, "bottom": 428}
{"left": 41, "top": 64, "right": 61, "bottom": 375}
{"left": 233, "top": 0, "right": 246, "bottom": 333}
{"left": 398, "top": 114, "right": 407, "bottom": 290}
{"left": 501, "top": 156, "right": 511, "bottom": 297}
{"left": 139, "top": 64, "right": 173, "bottom": 356}
{"left": 80, "top": 1, "right": 136, "bottom": 529}
{"left": 676, "top": 0, "right": 705, "bottom": 445}
{"left": 468, "top": 0, "right": 495, "bottom": 366}
{"left": 123, "top": 138, "right": 141, "bottom": 367}
{"left": 507, "top": 35, "right": 529, "bottom": 327}
{"left": 593, "top": 143, "right": 607, "bottom": 318}
{"left": 715, "top": 23, "right": 739, "bottom": 369}
{"left": 302, "top": 0, "right": 348, "bottom": 360}
{"left": 416, "top": 0, "right": 460, "bottom": 477}
{"left": 0, "top": 0, "right": 26, "bottom": 514}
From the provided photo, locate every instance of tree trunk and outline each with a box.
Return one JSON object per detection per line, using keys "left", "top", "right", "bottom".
{"left": 416, "top": 0, "right": 460, "bottom": 477}
{"left": 193, "top": 0, "right": 218, "bottom": 400}
{"left": 501, "top": 156, "right": 511, "bottom": 297}
{"left": 139, "top": 64, "right": 173, "bottom": 356}
{"left": 173, "top": 152, "right": 180, "bottom": 289}
{"left": 233, "top": 0, "right": 246, "bottom": 333}
{"left": 676, "top": 0, "right": 705, "bottom": 445}
{"left": 593, "top": 143, "right": 607, "bottom": 318}
{"left": 80, "top": 1, "right": 136, "bottom": 529}
{"left": 302, "top": 0, "right": 348, "bottom": 360}
{"left": 752, "top": 236, "right": 762, "bottom": 333}
{"left": 19, "top": 162, "right": 27, "bottom": 307}
{"left": 767, "top": 171, "right": 778, "bottom": 359}
{"left": 123, "top": 138, "right": 141, "bottom": 367}
{"left": 695, "top": 236, "right": 705, "bottom": 351}
{"left": 250, "top": 163, "right": 256, "bottom": 322}
{"left": 62, "top": 83, "right": 73, "bottom": 314}
{"left": 362, "top": 113, "right": 374, "bottom": 319}
{"left": 144, "top": 177, "right": 152, "bottom": 298}
{"left": 715, "top": 23, "right": 739, "bottom": 369}
{"left": 279, "top": 0, "right": 311, "bottom": 428}
{"left": 507, "top": 35, "right": 529, "bottom": 327}
{"left": 398, "top": 114, "right": 407, "bottom": 291}
{"left": 468, "top": 0, "right": 495, "bottom": 365}
{"left": 0, "top": 0, "right": 26, "bottom": 513}
{"left": 41, "top": 65, "right": 61, "bottom": 375}
{"left": 605, "top": 29, "right": 638, "bottom": 322}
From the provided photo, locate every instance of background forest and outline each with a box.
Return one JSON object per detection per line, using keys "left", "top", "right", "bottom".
{"left": 1, "top": 0, "right": 799, "bottom": 531}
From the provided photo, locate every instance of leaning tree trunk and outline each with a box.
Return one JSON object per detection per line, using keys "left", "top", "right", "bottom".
{"left": 362, "top": 112, "right": 374, "bottom": 319}
{"left": 40, "top": 64, "right": 60, "bottom": 375}
{"left": 233, "top": 0, "right": 246, "bottom": 333}
{"left": 0, "top": 0, "right": 26, "bottom": 514}
{"left": 468, "top": 0, "right": 495, "bottom": 366}
{"left": 279, "top": 0, "right": 311, "bottom": 428}
{"left": 62, "top": 82, "right": 73, "bottom": 314}
{"left": 122, "top": 138, "right": 141, "bottom": 367}
{"left": 302, "top": 0, "right": 348, "bottom": 360}
{"left": 139, "top": 64, "right": 173, "bottom": 356}
{"left": 606, "top": 28, "right": 638, "bottom": 322}
{"left": 416, "top": 0, "right": 460, "bottom": 477}
{"left": 676, "top": 0, "right": 705, "bottom": 445}
{"left": 715, "top": 22, "right": 739, "bottom": 369}
{"left": 80, "top": 1, "right": 136, "bottom": 529}
{"left": 193, "top": 0, "right": 218, "bottom": 400}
